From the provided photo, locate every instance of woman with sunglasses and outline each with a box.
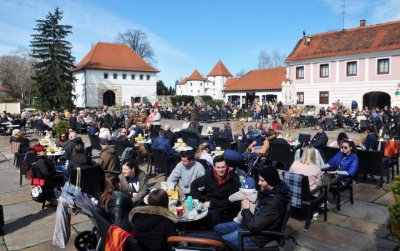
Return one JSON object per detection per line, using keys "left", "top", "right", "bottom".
{"left": 322, "top": 140, "right": 359, "bottom": 188}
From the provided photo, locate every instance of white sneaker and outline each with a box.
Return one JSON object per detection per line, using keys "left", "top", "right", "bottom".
{"left": 313, "top": 212, "right": 319, "bottom": 220}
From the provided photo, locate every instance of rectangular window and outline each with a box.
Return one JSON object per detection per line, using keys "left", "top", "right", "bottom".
{"left": 297, "top": 92, "right": 304, "bottom": 104}
{"left": 140, "top": 74, "right": 144, "bottom": 80}
{"left": 319, "top": 64, "right": 329, "bottom": 78}
{"left": 131, "top": 74, "right": 135, "bottom": 80}
{"left": 146, "top": 75, "right": 150, "bottom": 80}
{"left": 104, "top": 73, "right": 108, "bottom": 79}
{"left": 377, "top": 58, "right": 389, "bottom": 74}
{"left": 296, "top": 66, "right": 304, "bottom": 79}
{"left": 122, "top": 73, "right": 127, "bottom": 79}
{"left": 346, "top": 61, "right": 357, "bottom": 76}
{"left": 319, "top": 91, "right": 329, "bottom": 104}
{"left": 113, "top": 73, "right": 117, "bottom": 79}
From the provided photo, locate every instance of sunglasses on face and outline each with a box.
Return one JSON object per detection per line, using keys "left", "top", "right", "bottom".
{"left": 341, "top": 146, "right": 349, "bottom": 149}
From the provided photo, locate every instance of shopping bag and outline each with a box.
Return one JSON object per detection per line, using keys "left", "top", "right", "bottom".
{"left": 52, "top": 196, "right": 71, "bottom": 248}
{"left": 64, "top": 167, "right": 82, "bottom": 196}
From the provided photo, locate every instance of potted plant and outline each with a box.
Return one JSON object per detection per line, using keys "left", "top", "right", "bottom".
{"left": 54, "top": 120, "right": 70, "bottom": 138}
{"left": 388, "top": 175, "right": 400, "bottom": 240}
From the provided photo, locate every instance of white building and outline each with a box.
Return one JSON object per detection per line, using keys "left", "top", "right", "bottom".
{"left": 286, "top": 20, "right": 400, "bottom": 109}
{"left": 176, "top": 60, "right": 232, "bottom": 99}
{"left": 73, "top": 42, "right": 159, "bottom": 108}
{"left": 224, "top": 67, "right": 285, "bottom": 107}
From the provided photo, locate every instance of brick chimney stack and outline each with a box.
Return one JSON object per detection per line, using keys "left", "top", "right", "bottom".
{"left": 360, "top": 19, "right": 366, "bottom": 27}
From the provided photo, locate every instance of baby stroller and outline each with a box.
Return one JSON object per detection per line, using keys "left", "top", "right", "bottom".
{"left": 72, "top": 193, "right": 141, "bottom": 251}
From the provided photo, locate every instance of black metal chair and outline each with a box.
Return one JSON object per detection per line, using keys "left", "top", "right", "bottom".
{"left": 152, "top": 149, "right": 170, "bottom": 180}
{"left": 268, "top": 143, "right": 294, "bottom": 170}
{"left": 142, "top": 143, "right": 154, "bottom": 175}
{"left": 15, "top": 152, "right": 26, "bottom": 186}
{"left": 85, "top": 146, "right": 93, "bottom": 164}
{"left": 283, "top": 172, "right": 328, "bottom": 231}
{"left": 238, "top": 203, "right": 291, "bottom": 251}
{"left": 298, "top": 133, "right": 311, "bottom": 146}
{"left": 325, "top": 118, "right": 334, "bottom": 131}
{"left": 359, "top": 120, "right": 370, "bottom": 131}
{"left": 356, "top": 149, "right": 389, "bottom": 189}
{"left": 329, "top": 176, "right": 354, "bottom": 211}
{"left": 321, "top": 146, "right": 340, "bottom": 163}
{"left": 69, "top": 165, "right": 105, "bottom": 198}
{"left": 181, "top": 131, "right": 200, "bottom": 149}
{"left": 214, "top": 137, "right": 233, "bottom": 150}
{"left": 114, "top": 140, "right": 127, "bottom": 158}
{"left": 89, "top": 135, "right": 101, "bottom": 151}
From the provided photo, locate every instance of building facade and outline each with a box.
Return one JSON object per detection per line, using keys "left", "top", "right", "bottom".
{"left": 224, "top": 67, "right": 285, "bottom": 107}
{"left": 286, "top": 20, "right": 400, "bottom": 109}
{"left": 73, "top": 42, "right": 158, "bottom": 108}
{"left": 176, "top": 60, "right": 232, "bottom": 99}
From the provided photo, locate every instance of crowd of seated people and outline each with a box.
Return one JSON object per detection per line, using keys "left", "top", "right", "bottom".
{"left": 11, "top": 100, "right": 400, "bottom": 250}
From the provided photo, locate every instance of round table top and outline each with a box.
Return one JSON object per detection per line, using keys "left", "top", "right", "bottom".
{"left": 173, "top": 201, "right": 208, "bottom": 222}
{"left": 47, "top": 150, "right": 65, "bottom": 156}
{"left": 174, "top": 146, "right": 193, "bottom": 152}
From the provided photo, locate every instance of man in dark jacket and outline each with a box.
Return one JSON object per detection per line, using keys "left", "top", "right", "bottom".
{"left": 215, "top": 165, "right": 290, "bottom": 248}
{"left": 364, "top": 125, "right": 379, "bottom": 150}
{"left": 96, "top": 138, "right": 120, "bottom": 171}
{"left": 191, "top": 155, "right": 240, "bottom": 227}
{"left": 152, "top": 130, "right": 176, "bottom": 158}
{"left": 310, "top": 124, "right": 328, "bottom": 150}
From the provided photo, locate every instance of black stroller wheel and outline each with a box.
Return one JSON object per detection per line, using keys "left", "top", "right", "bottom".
{"left": 74, "top": 230, "right": 98, "bottom": 251}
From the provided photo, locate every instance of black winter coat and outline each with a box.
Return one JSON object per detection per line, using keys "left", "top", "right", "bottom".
{"left": 241, "top": 182, "right": 291, "bottom": 247}
{"left": 104, "top": 191, "right": 134, "bottom": 232}
{"left": 190, "top": 169, "right": 240, "bottom": 209}
{"left": 129, "top": 206, "right": 177, "bottom": 251}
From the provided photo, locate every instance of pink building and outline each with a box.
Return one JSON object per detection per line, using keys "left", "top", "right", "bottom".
{"left": 286, "top": 19, "right": 400, "bottom": 109}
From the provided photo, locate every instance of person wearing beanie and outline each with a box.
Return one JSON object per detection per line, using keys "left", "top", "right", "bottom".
{"left": 215, "top": 165, "right": 291, "bottom": 248}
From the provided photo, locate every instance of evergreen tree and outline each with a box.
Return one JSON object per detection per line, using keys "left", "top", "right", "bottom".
{"left": 30, "top": 8, "right": 76, "bottom": 110}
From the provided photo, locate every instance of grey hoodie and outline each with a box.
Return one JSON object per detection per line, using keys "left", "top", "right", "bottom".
{"left": 167, "top": 160, "right": 205, "bottom": 194}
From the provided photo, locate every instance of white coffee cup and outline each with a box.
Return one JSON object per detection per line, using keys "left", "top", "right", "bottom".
{"left": 216, "top": 147, "right": 221, "bottom": 151}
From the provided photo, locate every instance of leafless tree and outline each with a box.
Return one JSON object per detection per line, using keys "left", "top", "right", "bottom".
{"left": 271, "top": 49, "right": 286, "bottom": 68}
{"left": 258, "top": 51, "right": 272, "bottom": 69}
{"left": 115, "top": 29, "right": 155, "bottom": 64}
{"left": 257, "top": 50, "right": 286, "bottom": 69}
{"left": 0, "top": 48, "right": 34, "bottom": 104}
{"left": 236, "top": 69, "right": 247, "bottom": 77}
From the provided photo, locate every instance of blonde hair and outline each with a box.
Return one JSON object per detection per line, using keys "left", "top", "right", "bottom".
{"left": 195, "top": 142, "right": 210, "bottom": 159}
{"left": 300, "top": 146, "right": 316, "bottom": 165}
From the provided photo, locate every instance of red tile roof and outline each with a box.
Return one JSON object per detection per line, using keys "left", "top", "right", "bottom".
{"left": 286, "top": 20, "right": 400, "bottom": 62}
{"left": 207, "top": 60, "right": 233, "bottom": 77}
{"left": 75, "top": 42, "right": 159, "bottom": 72}
{"left": 224, "top": 67, "right": 285, "bottom": 92}
{"left": 186, "top": 69, "right": 207, "bottom": 81}
{"left": 224, "top": 77, "right": 239, "bottom": 88}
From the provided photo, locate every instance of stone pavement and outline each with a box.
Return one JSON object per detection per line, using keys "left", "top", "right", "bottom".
{"left": 0, "top": 120, "right": 398, "bottom": 250}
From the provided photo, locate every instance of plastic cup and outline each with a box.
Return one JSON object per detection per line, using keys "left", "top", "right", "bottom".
{"left": 176, "top": 207, "right": 184, "bottom": 217}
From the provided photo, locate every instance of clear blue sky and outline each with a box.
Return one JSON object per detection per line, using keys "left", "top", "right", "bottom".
{"left": 1, "top": 0, "right": 400, "bottom": 87}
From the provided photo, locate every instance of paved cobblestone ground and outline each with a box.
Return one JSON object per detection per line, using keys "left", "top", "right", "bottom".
{"left": 0, "top": 119, "right": 398, "bottom": 250}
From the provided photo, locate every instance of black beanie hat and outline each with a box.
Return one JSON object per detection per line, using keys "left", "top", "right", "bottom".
{"left": 259, "top": 166, "right": 281, "bottom": 187}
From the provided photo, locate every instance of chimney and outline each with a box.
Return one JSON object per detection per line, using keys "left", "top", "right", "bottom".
{"left": 360, "top": 19, "right": 366, "bottom": 27}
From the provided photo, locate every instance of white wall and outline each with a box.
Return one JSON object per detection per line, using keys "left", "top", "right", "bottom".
{"left": 73, "top": 69, "right": 157, "bottom": 107}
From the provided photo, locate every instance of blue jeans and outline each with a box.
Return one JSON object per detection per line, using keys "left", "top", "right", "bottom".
{"left": 214, "top": 222, "right": 255, "bottom": 247}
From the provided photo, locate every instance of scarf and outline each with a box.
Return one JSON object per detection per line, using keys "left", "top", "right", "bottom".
{"left": 105, "top": 224, "right": 134, "bottom": 251}
{"left": 213, "top": 167, "right": 232, "bottom": 186}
